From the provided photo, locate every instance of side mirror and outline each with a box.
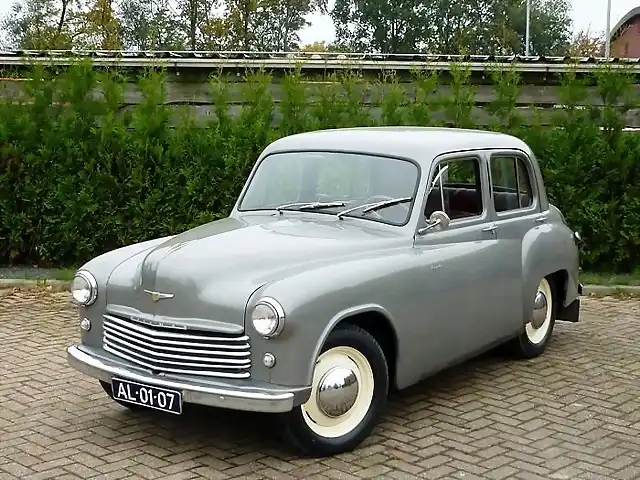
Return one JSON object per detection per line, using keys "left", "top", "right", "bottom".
{"left": 417, "top": 210, "right": 450, "bottom": 235}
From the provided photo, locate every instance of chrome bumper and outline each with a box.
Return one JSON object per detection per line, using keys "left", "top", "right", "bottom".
{"left": 67, "top": 344, "right": 307, "bottom": 413}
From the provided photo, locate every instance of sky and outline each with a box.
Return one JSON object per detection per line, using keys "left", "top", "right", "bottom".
{"left": 0, "top": 0, "right": 637, "bottom": 48}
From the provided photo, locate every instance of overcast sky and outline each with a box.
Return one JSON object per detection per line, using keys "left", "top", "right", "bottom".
{"left": 0, "top": 0, "right": 636, "bottom": 48}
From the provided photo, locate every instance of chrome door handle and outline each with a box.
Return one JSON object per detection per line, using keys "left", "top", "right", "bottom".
{"left": 482, "top": 225, "right": 497, "bottom": 233}
{"left": 535, "top": 215, "right": 548, "bottom": 223}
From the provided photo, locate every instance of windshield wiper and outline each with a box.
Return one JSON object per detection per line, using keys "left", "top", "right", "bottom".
{"left": 276, "top": 201, "right": 346, "bottom": 214}
{"left": 336, "top": 197, "right": 412, "bottom": 220}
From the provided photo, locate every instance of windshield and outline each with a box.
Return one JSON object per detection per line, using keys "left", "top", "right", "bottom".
{"left": 238, "top": 151, "right": 420, "bottom": 225}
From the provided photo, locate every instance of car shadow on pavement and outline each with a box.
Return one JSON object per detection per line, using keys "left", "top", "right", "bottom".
{"left": 86, "top": 345, "right": 523, "bottom": 460}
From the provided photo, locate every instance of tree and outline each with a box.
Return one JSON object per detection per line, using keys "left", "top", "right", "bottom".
{"left": 300, "top": 40, "right": 328, "bottom": 51}
{"left": 77, "top": 0, "right": 122, "bottom": 49}
{"left": 505, "top": 0, "right": 573, "bottom": 56}
{"left": 252, "top": 0, "right": 317, "bottom": 51}
{"left": 220, "top": 0, "right": 322, "bottom": 50}
{"left": 566, "top": 28, "right": 605, "bottom": 57}
{"left": 175, "top": 0, "right": 221, "bottom": 50}
{"left": 330, "top": 0, "right": 573, "bottom": 55}
{"left": 299, "top": 40, "right": 345, "bottom": 52}
{"left": 117, "top": 0, "right": 185, "bottom": 50}
{"left": 423, "top": 0, "right": 511, "bottom": 54}
{"left": 1, "top": 0, "right": 80, "bottom": 49}
{"left": 330, "top": 0, "right": 428, "bottom": 53}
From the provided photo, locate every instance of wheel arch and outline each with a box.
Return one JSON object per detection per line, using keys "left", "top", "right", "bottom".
{"left": 309, "top": 305, "right": 399, "bottom": 391}
{"left": 547, "top": 269, "right": 568, "bottom": 310}
{"left": 521, "top": 268, "right": 568, "bottom": 327}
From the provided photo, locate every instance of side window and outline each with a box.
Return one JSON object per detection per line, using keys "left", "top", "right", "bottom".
{"left": 425, "top": 157, "right": 483, "bottom": 221}
{"left": 490, "top": 156, "right": 533, "bottom": 212}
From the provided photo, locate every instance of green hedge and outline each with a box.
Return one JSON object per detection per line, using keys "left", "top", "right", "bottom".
{"left": 0, "top": 62, "right": 639, "bottom": 273}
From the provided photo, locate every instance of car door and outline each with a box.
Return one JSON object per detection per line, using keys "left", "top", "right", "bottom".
{"left": 486, "top": 149, "right": 541, "bottom": 329}
{"left": 411, "top": 151, "right": 517, "bottom": 374}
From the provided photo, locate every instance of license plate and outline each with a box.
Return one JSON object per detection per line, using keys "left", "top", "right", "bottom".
{"left": 111, "top": 378, "right": 183, "bottom": 414}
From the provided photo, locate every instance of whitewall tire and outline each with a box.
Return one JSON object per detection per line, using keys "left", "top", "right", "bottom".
{"left": 510, "top": 276, "right": 557, "bottom": 358}
{"left": 280, "top": 324, "right": 389, "bottom": 457}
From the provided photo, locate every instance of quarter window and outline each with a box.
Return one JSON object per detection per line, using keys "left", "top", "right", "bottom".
{"left": 425, "top": 157, "right": 483, "bottom": 221}
{"left": 490, "top": 156, "right": 533, "bottom": 212}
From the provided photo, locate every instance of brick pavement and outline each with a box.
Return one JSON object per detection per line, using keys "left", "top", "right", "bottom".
{"left": 0, "top": 289, "right": 638, "bottom": 480}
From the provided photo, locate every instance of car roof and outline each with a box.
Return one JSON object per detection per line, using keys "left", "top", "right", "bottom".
{"left": 261, "top": 127, "right": 533, "bottom": 165}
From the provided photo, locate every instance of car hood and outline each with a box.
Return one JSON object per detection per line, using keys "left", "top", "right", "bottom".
{"left": 105, "top": 214, "right": 405, "bottom": 331}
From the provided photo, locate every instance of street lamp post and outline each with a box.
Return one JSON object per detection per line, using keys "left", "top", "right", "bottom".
{"left": 605, "top": 0, "right": 612, "bottom": 59}
{"left": 525, "top": 0, "right": 531, "bottom": 56}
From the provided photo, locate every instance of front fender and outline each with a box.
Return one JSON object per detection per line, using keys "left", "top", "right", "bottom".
{"left": 74, "top": 235, "right": 175, "bottom": 347}
{"left": 244, "top": 250, "right": 409, "bottom": 389}
{"left": 310, "top": 303, "right": 396, "bottom": 384}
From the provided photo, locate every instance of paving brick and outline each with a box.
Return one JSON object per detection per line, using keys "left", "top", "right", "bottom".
{"left": 0, "top": 291, "right": 638, "bottom": 479}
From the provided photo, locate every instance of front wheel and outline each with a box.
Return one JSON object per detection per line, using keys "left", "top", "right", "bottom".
{"left": 509, "top": 277, "right": 557, "bottom": 358}
{"left": 279, "top": 324, "right": 389, "bottom": 457}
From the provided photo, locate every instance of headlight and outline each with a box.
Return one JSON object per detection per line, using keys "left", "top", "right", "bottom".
{"left": 71, "top": 270, "right": 98, "bottom": 306}
{"left": 251, "top": 297, "right": 285, "bottom": 338}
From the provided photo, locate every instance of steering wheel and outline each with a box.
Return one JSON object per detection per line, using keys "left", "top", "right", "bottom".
{"left": 360, "top": 195, "right": 410, "bottom": 220}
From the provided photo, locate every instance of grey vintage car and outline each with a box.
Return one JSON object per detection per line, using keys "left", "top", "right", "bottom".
{"left": 67, "top": 127, "right": 582, "bottom": 457}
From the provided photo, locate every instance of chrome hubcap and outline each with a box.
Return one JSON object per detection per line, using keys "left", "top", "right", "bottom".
{"left": 531, "top": 290, "right": 548, "bottom": 329}
{"left": 316, "top": 366, "right": 359, "bottom": 418}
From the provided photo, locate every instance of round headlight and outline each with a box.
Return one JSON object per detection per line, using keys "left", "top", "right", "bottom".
{"left": 71, "top": 270, "right": 98, "bottom": 306}
{"left": 251, "top": 297, "right": 285, "bottom": 338}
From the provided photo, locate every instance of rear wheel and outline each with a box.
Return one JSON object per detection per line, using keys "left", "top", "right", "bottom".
{"left": 510, "top": 277, "right": 556, "bottom": 358}
{"left": 279, "top": 324, "right": 389, "bottom": 457}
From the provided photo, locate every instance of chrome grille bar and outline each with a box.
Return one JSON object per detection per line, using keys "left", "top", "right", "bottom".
{"left": 102, "top": 313, "right": 251, "bottom": 379}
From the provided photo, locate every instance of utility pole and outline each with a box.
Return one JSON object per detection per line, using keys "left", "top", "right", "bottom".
{"left": 605, "top": 0, "right": 612, "bottom": 58}
{"left": 525, "top": 0, "right": 531, "bottom": 56}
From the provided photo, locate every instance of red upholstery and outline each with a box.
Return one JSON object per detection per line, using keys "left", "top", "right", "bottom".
{"left": 425, "top": 186, "right": 530, "bottom": 219}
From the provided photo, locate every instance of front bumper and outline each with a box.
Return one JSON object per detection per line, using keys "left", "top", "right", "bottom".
{"left": 67, "top": 344, "right": 310, "bottom": 413}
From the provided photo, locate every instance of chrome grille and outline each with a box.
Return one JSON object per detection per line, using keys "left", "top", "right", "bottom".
{"left": 102, "top": 313, "right": 251, "bottom": 379}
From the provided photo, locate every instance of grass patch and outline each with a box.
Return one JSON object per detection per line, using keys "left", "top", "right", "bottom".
{"left": 581, "top": 271, "right": 640, "bottom": 286}
{"left": 52, "top": 268, "right": 77, "bottom": 281}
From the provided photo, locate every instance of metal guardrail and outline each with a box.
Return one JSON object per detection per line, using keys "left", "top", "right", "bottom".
{"left": 1, "top": 50, "right": 640, "bottom": 73}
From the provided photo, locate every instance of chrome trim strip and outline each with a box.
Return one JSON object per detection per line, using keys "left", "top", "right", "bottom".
{"left": 103, "top": 335, "right": 251, "bottom": 364}
{"left": 74, "top": 270, "right": 98, "bottom": 306}
{"left": 103, "top": 322, "right": 249, "bottom": 350}
{"left": 67, "top": 345, "right": 297, "bottom": 412}
{"left": 104, "top": 314, "right": 249, "bottom": 342}
{"left": 104, "top": 325, "right": 250, "bottom": 357}
{"left": 103, "top": 344, "right": 251, "bottom": 378}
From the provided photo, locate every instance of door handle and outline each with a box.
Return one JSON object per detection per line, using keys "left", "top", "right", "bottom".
{"left": 535, "top": 215, "right": 548, "bottom": 223}
{"left": 482, "top": 224, "right": 497, "bottom": 233}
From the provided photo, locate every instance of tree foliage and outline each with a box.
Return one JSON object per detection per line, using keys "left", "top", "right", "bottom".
{"left": 330, "top": 0, "right": 573, "bottom": 54}
{"left": 118, "top": 0, "right": 184, "bottom": 50}
{"left": 506, "top": 0, "right": 572, "bottom": 55}
{"left": 1, "top": 0, "right": 79, "bottom": 49}
{"left": 566, "top": 28, "right": 605, "bottom": 57}
{"left": 1, "top": 0, "right": 574, "bottom": 54}
{"left": 331, "top": 0, "right": 428, "bottom": 53}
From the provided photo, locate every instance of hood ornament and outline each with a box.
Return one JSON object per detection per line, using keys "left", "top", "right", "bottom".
{"left": 144, "top": 290, "right": 175, "bottom": 302}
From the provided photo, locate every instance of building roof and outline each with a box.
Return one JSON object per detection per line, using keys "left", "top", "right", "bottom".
{"left": 261, "top": 127, "right": 531, "bottom": 164}
{"left": 611, "top": 7, "right": 640, "bottom": 40}
{"left": 1, "top": 50, "right": 640, "bottom": 73}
